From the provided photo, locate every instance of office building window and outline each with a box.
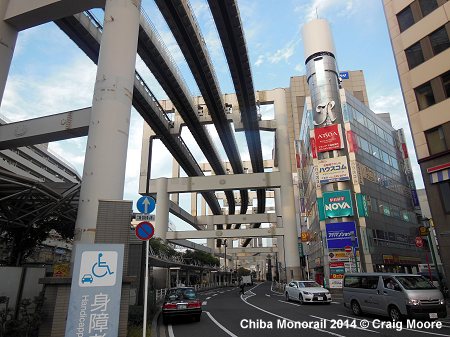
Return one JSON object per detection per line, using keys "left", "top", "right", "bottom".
{"left": 419, "top": 0, "right": 439, "bottom": 17}
{"left": 397, "top": 6, "right": 414, "bottom": 32}
{"left": 425, "top": 127, "right": 447, "bottom": 155}
{"left": 415, "top": 81, "right": 436, "bottom": 110}
{"left": 405, "top": 42, "right": 424, "bottom": 69}
{"left": 442, "top": 71, "right": 450, "bottom": 98}
{"left": 439, "top": 182, "right": 450, "bottom": 213}
{"left": 429, "top": 26, "right": 450, "bottom": 55}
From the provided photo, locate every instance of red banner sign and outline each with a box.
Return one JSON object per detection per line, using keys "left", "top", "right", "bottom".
{"left": 314, "top": 124, "right": 343, "bottom": 153}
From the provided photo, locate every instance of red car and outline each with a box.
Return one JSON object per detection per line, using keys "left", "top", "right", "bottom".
{"left": 161, "top": 287, "right": 202, "bottom": 324}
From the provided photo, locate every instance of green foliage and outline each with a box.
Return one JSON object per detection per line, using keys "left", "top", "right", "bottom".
{"left": 237, "top": 267, "right": 251, "bottom": 277}
{"left": 183, "top": 249, "right": 219, "bottom": 266}
{"left": 0, "top": 293, "right": 45, "bottom": 337}
{"left": 149, "top": 239, "right": 219, "bottom": 266}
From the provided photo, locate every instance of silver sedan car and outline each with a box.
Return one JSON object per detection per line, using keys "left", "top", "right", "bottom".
{"left": 285, "top": 280, "right": 332, "bottom": 304}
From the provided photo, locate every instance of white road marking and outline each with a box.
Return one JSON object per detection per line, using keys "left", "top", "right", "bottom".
{"left": 206, "top": 297, "right": 211, "bottom": 300}
{"left": 205, "top": 311, "right": 239, "bottom": 337}
{"left": 202, "top": 301, "right": 207, "bottom": 306}
{"left": 168, "top": 324, "right": 175, "bottom": 337}
{"left": 241, "top": 287, "right": 345, "bottom": 337}
{"left": 331, "top": 301, "right": 340, "bottom": 304}
{"left": 310, "top": 314, "right": 379, "bottom": 334}
{"left": 265, "top": 294, "right": 271, "bottom": 297}
{"left": 337, "top": 314, "right": 450, "bottom": 336}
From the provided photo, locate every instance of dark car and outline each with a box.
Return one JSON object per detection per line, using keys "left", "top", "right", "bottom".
{"left": 161, "top": 287, "right": 202, "bottom": 324}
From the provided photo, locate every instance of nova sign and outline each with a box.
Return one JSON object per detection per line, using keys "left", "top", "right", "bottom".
{"left": 323, "top": 190, "right": 354, "bottom": 218}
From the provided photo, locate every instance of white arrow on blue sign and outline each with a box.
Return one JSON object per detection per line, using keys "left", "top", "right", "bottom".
{"left": 137, "top": 196, "right": 156, "bottom": 214}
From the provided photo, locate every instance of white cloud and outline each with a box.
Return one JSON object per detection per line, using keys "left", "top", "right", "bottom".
{"left": 254, "top": 55, "right": 264, "bottom": 67}
{"left": 294, "top": 63, "right": 305, "bottom": 73}
{"left": 295, "top": 0, "right": 363, "bottom": 23}
{"left": 268, "top": 38, "right": 298, "bottom": 64}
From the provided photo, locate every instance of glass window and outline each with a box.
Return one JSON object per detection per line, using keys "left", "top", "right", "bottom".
{"left": 419, "top": 0, "right": 438, "bottom": 17}
{"left": 439, "top": 182, "right": 450, "bottom": 213}
{"left": 402, "top": 210, "right": 410, "bottom": 222}
{"left": 344, "top": 276, "right": 360, "bottom": 288}
{"left": 366, "top": 118, "right": 375, "bottom": 133}
{"left": 382, "top": 151, "right": 390, "bottom": 164}
{"left": 396, "top": 276, "right": 436, "bottom": 290}
{"left": 356, "top": 110, "right": 365, "bottom": 125}
{"left": 405, "top": 41, "right": 424, "bottom": 69}
{"left": 397, "top": 6, "right": 414, "bottom": 32}
{"left": 371, "top": 198, "right": 379, "bottom": 213}
{"left": 376, "top": 125, "right": 384, "bottom": 138}
{"left": 429, "top": 26, "right": 450, "bottom": 55}
{"left": 390, "top": 156, "right": 399, "bottom": 170}
{"left": 425, "top": 127, "right": 447, "bottom": 155}
{"left": 383, "top": 204, "right": 391, "bottom": 216}
{"left": 415, "top": 82, "right": 436, "bottom": 110}
{"left": 442, "top": 71, "right": 450, "bottom": 98}
{"left": 360, "top": 137, "right": 370, "bottom": 153}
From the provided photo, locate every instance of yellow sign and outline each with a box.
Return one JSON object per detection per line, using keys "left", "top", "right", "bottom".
{"left": 53, "top": 263, "right": 70, "bottom": 277}
{"left": 419, "top": 226, "right": 429, "bottom": 237}
{"left": 301, "top": 232, "right": 310, "bottom": 242}
{"left": 331, "top": 274, "right": 344, "bottom": 279}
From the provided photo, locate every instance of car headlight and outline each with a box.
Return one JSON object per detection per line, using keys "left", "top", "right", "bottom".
{"left": 407, "top": 299, "right": 420, "bottom": 306}
{"left": 440, "top": 299, "right": 446, "bottom": 305}
{"left": 303, "top": 291, "right": 311, "bottom": 295}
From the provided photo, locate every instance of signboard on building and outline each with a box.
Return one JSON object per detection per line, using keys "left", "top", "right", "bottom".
{"left": 300, "top": 231, "right": 310, "bottom": 242}
{"left": 329, "top": 279, "right": 343, "bottom": 288}
{"left": 356, "top": 193, "right": 369, "bottom": 217}
{"left": 317, "top": 156, "right": 350, "bottom": 184}
{"left": 339, "top": 71, "right": 349, "bottom": 79}
{"left": 326, "top": 222, "right": 359, "bottom": 249}
{"left": 65, "top": 244, "right": 124, "bottom": 337}
{"left": 314, "top": 124, "right": 344, "bottom": 153}
{"left": 321, "top": 190, "right": 354, "bottom": 218}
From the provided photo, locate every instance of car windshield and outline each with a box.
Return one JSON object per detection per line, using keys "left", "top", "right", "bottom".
{"left": 395, "top": 276, "right": 436, "bottom": 290}
{"left": 165, "top": 288, "right": 198, "bottom": 301}
{"left": 300, "top": 281, "right": 321, "bottom": 288}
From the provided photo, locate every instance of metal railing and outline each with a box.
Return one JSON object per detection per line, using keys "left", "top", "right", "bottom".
{"left": 155, "top": 283, "right": 227, "bottom": 302}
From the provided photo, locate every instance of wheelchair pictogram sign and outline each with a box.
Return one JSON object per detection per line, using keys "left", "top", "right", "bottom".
{"left": 79, "top": 250, "right": 118, "bottom": 287}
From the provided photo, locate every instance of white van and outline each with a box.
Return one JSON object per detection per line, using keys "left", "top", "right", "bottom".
{"left": 343, "top": 273, "right": 447, "bottom": 320}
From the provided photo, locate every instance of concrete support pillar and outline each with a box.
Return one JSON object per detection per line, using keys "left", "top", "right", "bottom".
{"left": 273, "top": 89, "right": 301, "bottom": 281}
{"left": 155, "top": 177, "right": 169, "bottom": 239}
{"left": 0, "top": 0, "right": 18, "bottom": 107}
{"left": 74, "top": 0, "right": 141, "bottom": 243}
{"left": 274, "top": 188, "right": 286, "bottom": 281}
{"left": 171, "top": 158, "right": 180, "bottom": 204}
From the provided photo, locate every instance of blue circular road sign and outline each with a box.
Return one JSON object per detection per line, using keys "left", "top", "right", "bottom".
{"left": 135, "top": 221, "right": 155, "bottom": 241}
{"left": 137, "top": 196, "right": 156, "bottom": 214}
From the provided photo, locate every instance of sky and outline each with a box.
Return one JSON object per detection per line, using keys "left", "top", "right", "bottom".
{"left": 0, "top": 0, "right": 424, "bottom": 230}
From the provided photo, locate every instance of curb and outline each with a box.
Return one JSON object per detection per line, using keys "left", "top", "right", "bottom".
{"left": 150, "top": 307, "right": 161, "bottom": 337}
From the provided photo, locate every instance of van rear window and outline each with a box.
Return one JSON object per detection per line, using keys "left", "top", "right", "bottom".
{"left": 344, "top": 276, "right": 379, "bottom": 289}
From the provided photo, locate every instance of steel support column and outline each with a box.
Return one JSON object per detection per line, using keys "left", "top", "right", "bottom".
{"left": 0, "top": 0, "right": 18, "bottom": 107}
{"left": 273, "top": 88, "right": 301, "bottom": 281}
{"left": 74, "top": 0, "right": 141, "bottom": 243}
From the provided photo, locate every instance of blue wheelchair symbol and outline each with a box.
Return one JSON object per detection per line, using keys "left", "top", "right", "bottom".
{"left": 91, "top": 252, "right": 114, "bottom": 278}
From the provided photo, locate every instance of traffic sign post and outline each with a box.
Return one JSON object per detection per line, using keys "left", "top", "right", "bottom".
{"left": 135, "top": 221, "right": 155, "bottom": 241}
{"left": 137, "top": 196, "right": 156, "bottom": 214}
{"left": 135, "top": 196, "right": 156, "bottom": 337}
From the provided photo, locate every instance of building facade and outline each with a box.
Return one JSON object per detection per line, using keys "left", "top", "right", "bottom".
{"left": 383, "top": 0, "right": 450, "bottom": 282}
{"left": 297, "top": 19, "right": 427, "bottom": 288}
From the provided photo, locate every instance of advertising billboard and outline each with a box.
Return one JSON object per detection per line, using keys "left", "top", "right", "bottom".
{"left": 314, "top": 124, "right": 344, "bottom": 153}
{"left": 317, "top": 156, "right": 350, "bottom": 184}
{"left": 326, "top": 222, "right": 359, "bottom": 249}
{"left": 322, "top": 190, "right": 354, "bottom": 218}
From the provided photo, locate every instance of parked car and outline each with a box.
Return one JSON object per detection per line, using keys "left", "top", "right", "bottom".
{"left": 285, "top": 280, "right": 332, "bottom": 304}
{"left": 343, "top": 273, "right": 447, "bottom": 320}
{"left": 161, "top": 287, "right": 202, "bottom": 324}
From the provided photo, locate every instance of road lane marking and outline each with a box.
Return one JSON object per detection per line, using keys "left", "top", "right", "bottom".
{"left": 168, "top": 324, "right": 175, "bottom": 337}
{"left": 332, "top": 301, "right": 340, "bottom": 304}
{"left": 310, "top": 314, "right": 379, "bottom": 334}
{"left": 204, "top": 311, "right": 239, "bottom": 337}
{"left": 202, "top": 301, "right": 207, "bottom": 306}
{"left": 337, "top": 314, "right": 450, "bottom": 336}
{"left": 206, "top": 297, "right": 211, "bottom": 300}
{"left": 265, "top": 294, "right": 271, "bottom": 297}
{"left": 241, "top": 291, "right": 345, "bottom": 337}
